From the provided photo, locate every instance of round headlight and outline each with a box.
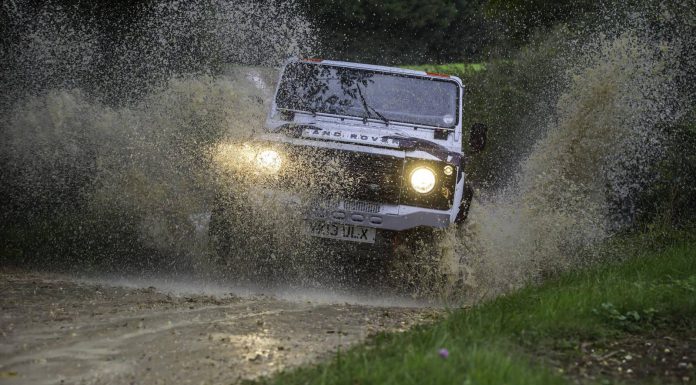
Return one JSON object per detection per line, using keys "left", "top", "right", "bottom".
{"left": 256, "top": 149, "right": 282, "bottom": 173}
{"left": 410, "top": 167, "right": 436, "bottom": 194}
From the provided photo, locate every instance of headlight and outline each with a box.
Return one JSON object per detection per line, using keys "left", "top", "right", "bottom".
{"left": 256, "top": 149, "right": 282, "bottom": 173}
{"left": 410, "top": 167, "right": 436, "bottom": 194}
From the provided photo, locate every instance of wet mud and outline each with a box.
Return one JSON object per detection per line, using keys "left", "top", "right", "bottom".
{"left": 0, "top": 270, "right": 440, "bottom": 384}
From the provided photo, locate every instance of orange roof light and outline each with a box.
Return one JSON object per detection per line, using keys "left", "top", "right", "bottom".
{"left": 426, "top": 72, "right": 450, "bottom": 78}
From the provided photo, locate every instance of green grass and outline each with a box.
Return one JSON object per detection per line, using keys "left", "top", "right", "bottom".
{"left": 251, "top": 238, "right": 696, "bottom": 385}
{"left": 402, "top": 62, "right": 488, "bottom": 76}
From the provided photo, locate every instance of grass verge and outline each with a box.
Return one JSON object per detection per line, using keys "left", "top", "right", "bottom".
{"left": 250, "top": 236, "right": 696, "bottom": 385}
{"left": 402, "top": 62, "right": 488, "bottom": 75}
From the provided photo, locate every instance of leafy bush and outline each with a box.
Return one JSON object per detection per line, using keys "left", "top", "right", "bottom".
{"left": 637, "top": 117, "right": 696, "bottom": 227}
{"left": 592, "top": 302, "right": 660, "bottom": 332}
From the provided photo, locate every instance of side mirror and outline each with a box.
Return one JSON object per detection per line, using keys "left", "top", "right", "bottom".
{"left": 469, "top": 123, "right": 487, "bottom": 153}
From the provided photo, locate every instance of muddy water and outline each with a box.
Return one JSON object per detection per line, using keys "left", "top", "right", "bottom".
{"left": 1, "top": 0, "right": 316, "bottom": 276}
{"left": 0, "top": 6, "right": 440, "bottom": 381}
{"left": 1, "top": 6, "right": 693, "bottom": 383}
{"left": 0, "top": 270, "right": 439, "bottom": 384}
{"left": 393, "top": 30, "right": 687, "bottom": 301}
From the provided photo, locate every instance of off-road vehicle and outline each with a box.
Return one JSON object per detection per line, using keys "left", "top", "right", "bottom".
{"left": 209, "top": 58, "right": 485, "bottom": 270}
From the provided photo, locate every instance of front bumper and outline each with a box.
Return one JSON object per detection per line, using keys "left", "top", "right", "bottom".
{"left": 243, "top": 185, "right": 455, "bottom": 231}
{"left": 297, "top": 197, "right": 452, "bottom": 231}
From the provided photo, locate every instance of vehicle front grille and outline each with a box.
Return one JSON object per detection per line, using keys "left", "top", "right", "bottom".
{"left": 344, "top": 200, "right": 381, "bottom": 213}
{"left": 278, "top": 145, "right": 403, "bottom": 205}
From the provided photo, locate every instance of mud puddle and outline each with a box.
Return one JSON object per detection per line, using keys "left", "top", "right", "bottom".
{"left": 0, "top": 270, "right": 440, "bottom": 384}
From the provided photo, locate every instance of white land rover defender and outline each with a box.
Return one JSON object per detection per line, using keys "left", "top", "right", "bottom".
{"left": 210, "top": 58, "right": 485, "bottom": 266}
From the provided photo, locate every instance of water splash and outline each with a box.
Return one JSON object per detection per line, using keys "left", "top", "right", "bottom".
{"left": 417, "top": 31, "right": 685, "bottom": 301}
{"left": 0, "top": 1, "right": 690, "bottom": 303}
{"left": 0, "top": 0, "right": 314, "bottom": 273}
{"left": 2, "top": 0, "right": 315, "bottom": 105}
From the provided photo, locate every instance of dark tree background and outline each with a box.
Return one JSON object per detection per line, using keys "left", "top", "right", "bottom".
{"left": 300, "top": 0, "right": 490, "bottom": 64}
{"left": 1, "top": 0, "right": 608, "bottom": 66}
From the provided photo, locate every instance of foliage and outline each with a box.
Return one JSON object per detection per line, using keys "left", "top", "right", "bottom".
{"left": 302, "top": 0, "right": 491, "bottom": 64}
{"left": 637, "top": 117, "right": 696, "bottom": 227}
{"left": 404, "top": 62, "right": 487, "bottom": 74}
{"left": 252, "top": 238, "right": 696, "bottom": 385}
{"left": 484, "top": 0, "right": 597, "bottom": 43}
{"left": 6, "top": 0, "right": 692, "bottom": 68}
{"left": 592, "top": 302, "right": 659, "bottom": 332}
{"left": 408, "top": 26, "right": 696, "bottom": 229}
{"left": 404, "top": 29, "right": 568, "bottom": 188}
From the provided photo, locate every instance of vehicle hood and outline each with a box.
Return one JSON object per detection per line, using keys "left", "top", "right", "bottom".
{"left": 263, "top": 121, "right": 463, "bottom": 166}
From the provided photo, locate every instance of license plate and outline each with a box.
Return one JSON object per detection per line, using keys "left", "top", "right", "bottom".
{"left": 306, "top": 221, "right": 376, "bottom": 244}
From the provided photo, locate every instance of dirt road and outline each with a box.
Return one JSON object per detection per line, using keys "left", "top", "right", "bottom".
{"left": 0, "top": 270, "right": 439, "bottom": 384}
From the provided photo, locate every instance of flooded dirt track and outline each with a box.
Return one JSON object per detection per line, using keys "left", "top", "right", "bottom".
{"left": 0, "top": 270, "right": 439, "bottom": 384}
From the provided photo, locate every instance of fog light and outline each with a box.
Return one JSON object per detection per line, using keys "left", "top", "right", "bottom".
{"left": 443, "top": 165, "right": 454, "bottom": 176}
{"left": 410, "top": 167, "right": 436, "bottom": 194}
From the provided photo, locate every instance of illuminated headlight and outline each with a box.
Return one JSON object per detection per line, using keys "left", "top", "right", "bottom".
{"left": 410, "top": 167, "right": 436, "bottom": 194}
{"left": 256, "top": 149, "right": 282, "bottom": 173}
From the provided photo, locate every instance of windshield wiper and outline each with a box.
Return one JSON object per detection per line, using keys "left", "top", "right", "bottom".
{"left": 367, "top": 104, "right": 389, "bottom": 126}
{"left": 355, "top": 83, "right": 389, "bottom": 126}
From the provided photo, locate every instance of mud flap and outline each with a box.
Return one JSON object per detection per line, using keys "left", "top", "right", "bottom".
{"left": 455, "top": 183, "right": 474, "bottom": 224}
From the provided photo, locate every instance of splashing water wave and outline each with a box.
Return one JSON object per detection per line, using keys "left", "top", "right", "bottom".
{"left": 1, "top": 0, "right": 313, "bottom": 274}
{"left": 402, "top": 31, "right": 685, "bottom": 302}
{"left": 0, "top": 1, "right": 689, "bottom": 302}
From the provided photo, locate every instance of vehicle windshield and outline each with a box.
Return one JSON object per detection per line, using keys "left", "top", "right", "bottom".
{"left": 275, "top": 62, "right": 459, "bottom": 129}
